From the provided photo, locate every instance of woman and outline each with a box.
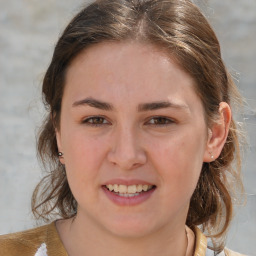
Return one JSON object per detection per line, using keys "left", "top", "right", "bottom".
{"left": 0, "top": 0, "right": 246, "bottom": 255}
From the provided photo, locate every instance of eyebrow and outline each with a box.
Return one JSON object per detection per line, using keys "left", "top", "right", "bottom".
{"left": 137, "top": 101, "right": 188, "bottom": 111}
{"left": 72, "top": 97, "right": 188, "bottom": 112}
{"left": 72, "top": 97, "right": 113, "bottom": 111}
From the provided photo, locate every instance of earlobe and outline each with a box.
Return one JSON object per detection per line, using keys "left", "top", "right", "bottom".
{"left": 51, "top": 113, "right": 65, "bottom": 164}
{"left": 203, "top": 102, "right": 231, "bottom": 162}
{"left": 56, "top": 129, "right": 65, "bottom": 164}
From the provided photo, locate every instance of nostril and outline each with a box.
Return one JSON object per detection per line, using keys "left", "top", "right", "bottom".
{"left": 107, "top": 137, "right": 147, "bottom": 170}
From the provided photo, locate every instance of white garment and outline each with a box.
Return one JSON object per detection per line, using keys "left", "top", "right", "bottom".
{"left": 206, "top": 248, "right": 225, "bottom": 256}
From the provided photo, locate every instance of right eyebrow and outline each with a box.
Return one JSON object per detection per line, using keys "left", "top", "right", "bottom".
{"left": 72, "top": 97, "right": 113, "bottom": 111}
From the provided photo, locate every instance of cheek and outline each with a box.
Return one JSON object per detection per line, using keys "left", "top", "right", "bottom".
{"left": 62, "top": 132, "right": 107, "bottom": 186}
{"left": 149, "top": 133, "right": 204, "bottom": 195}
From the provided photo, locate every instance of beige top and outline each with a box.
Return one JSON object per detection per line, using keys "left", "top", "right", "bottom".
{"left": 0, "top": 222, "right": 246, "bottom": 256}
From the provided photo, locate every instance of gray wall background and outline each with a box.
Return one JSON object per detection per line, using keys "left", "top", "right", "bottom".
{"left": 0, "top": 0, "right": 255, "bottom": 255}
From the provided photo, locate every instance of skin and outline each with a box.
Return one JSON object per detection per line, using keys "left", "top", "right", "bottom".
{"left": 55, "top": 41, "right": 231, "bottom": 256}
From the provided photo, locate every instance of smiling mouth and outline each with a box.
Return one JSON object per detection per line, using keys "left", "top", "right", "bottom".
{"left": 104, "top": 184, "right": 156, "bottom": 197}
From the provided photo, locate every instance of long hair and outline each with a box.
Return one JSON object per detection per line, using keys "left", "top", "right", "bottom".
{"left": 32, "top": 0, "right": 244, "bottom": 252}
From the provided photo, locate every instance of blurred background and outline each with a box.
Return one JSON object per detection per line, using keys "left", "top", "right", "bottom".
{"left": 0, "top": 0, "right": 255, "bottom": 255}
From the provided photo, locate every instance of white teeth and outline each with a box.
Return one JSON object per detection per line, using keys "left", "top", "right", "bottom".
{"left": 137, "top": 184, "right": 143, "bottom": 192}
{"left": 119, "top": 184, "right": 127, "bottom": 193}
{"left": 142, "top": 185, "right": 149, "bottom": 191}
{"left": 128, "top": 185, "right": 137, "bottom": 193}
{"left": 118, "top": 193, "right": 140, "bottom": 197}
{"left": 108, "top": 184, "right": 114, "bottom": 191}
{"left": 105, "top": 184, "right": 154, "bottom": 194}
{"left": 113, "top": 184, "right": 118, "bottom": 192}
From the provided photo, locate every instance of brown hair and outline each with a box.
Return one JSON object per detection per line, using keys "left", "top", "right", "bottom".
{"left": 32, "top": 0, "right": 244, "bottom": 252}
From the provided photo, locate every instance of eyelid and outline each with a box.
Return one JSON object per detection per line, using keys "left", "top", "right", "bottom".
{"left": 145, "top": 116, "right": 176, "bottom": 126}
{"left": 82, "top": 115, "right": 111, "bottom": 126}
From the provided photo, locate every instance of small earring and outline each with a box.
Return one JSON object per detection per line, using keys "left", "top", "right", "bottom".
{"left": 210, "top": 152, "right": 214, "bottom": 160}
{"left": 58, "top": 152, "right": 63, "bottom": 157}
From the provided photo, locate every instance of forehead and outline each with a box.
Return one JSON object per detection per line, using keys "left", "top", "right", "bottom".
{"left": 67, "top": 41, "right": 175, "bottom": 78}
{"left": 64, "top": 41, "right": 201, "bottom": 111}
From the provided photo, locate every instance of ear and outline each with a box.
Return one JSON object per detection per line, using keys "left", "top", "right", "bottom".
{"left": 203, "top": 102, "right": 231, "bottom": 162}
{"left": 55, "top": 128, "right": 65, "bottom": 165}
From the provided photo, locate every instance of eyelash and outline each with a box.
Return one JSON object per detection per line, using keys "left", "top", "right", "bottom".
{"left": 82, "top": 116, "right": 175, "bottom": 127}
{"left": 146, "top": 116, "right": 175, "bottom": 126}
{"left": 82, "top": 116, "right": 110, "bottom": 127}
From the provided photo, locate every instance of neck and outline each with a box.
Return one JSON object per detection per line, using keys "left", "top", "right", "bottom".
{"left": 57, "top": 214, "right": 191, "bottom": 256}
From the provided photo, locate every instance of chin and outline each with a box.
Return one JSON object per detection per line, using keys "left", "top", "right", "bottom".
{"left": 108, "top": 226, "right": 154, "bottom": 239}
{"left": 102, "top": 216, "right": 160, "bottom": 239}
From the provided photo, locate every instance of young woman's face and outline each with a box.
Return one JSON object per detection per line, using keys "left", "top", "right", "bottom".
{"left": 57, "top": 42, "right": 210, "bottom": 237}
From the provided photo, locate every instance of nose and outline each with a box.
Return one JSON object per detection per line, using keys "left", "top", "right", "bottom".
{"left": 107, "top": 125, "right": 147, "bottom": 170}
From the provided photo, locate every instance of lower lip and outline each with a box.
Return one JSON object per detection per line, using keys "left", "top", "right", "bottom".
{"left": 102, "top": 186, "right": 156, "bottom": 206}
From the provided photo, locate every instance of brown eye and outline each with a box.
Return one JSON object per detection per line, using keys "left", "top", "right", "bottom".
{"left": 153, "top": 117, "right": 168, "bottom": 125}
{"left": 147, "top": 117, "right": 174, "bottom": 126}
{"left": 83, "top": 116, "right": 109, "bottom": 126}
{"left": 91, "top": 117, "right": 104, "bottom": 124}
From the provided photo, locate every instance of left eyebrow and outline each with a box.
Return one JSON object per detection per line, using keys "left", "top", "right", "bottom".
{"left": 137, "top": 101, "right": 188, "bottom": 112}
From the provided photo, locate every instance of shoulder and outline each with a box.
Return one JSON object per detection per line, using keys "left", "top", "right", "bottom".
{"left": 206, "top": 248, "right": 247, "bottom": 256}
{"left": 224, "top": 248, "right": 248, "bottom": 256}
{"left": 193, "top": 226, "right": 247, "bottom": 256}
{"left": 0, "top": 223, "right": 54, "bottom": 256}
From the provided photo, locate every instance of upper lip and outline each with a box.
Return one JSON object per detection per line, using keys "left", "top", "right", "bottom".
{"left": 103, "top": 178, "right": 155, "bottom": 186}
